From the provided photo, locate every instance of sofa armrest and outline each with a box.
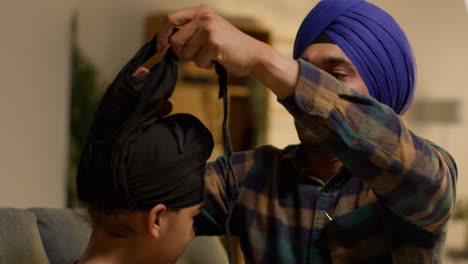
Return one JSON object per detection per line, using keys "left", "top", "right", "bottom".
{"left": 0, "top": 208, "right": 49, "bottom": 264}
{"left": 28, "top": 208, "right": 91, "bottom": 264}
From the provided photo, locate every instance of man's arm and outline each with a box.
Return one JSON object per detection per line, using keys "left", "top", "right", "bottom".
{"left": 282, "top": 60, "right": 458, "bottom": 233}
{"left": 157, "top": 5, "right": 457, "bottom": 233}
{"left": 156, "top": 5, "right": 299, "bottom": 99}
{"left": 195, "top": 151, "right": 255, "bottom": 236}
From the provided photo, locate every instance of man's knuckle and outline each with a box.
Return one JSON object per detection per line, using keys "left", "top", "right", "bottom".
{"left": 182, "top": 51, "right": 194, "bottom": 61}
{"left": 205, "top": 20, "right": 219, "bottom": 31}
{"left": 207, "top": 36, "right": 220, "bottom": 49}
{"left": 195, "top": 60, "right": 204, "bottom": 68}
{"left": 197, "top": 4, "right": 212, "bottom": 13}
{"left": 169, "top": 35, "right": 180, "bottom": 46}
{"left": 199, "top": 12, "right": 216, "bottom": 25}
{"left": 166, "top": 13, "right": 176, "bottom": 24}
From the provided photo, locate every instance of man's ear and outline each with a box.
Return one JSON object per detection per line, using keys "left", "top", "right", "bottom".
{"left": 147, "top": 204, "right": 166, "bottom": 239}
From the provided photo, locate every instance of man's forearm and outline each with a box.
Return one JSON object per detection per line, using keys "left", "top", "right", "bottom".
{"left": 250, "top": 42, "right": 300, "bottom": 99}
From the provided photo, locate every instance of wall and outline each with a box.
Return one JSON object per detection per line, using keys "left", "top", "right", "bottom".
{"left": 375, "top": 0, "right": 468, "bottom": 199}
{"left": 2, "top": 0, "right": 467, "bottom": 206}
{"left": 0, "top": 0, "right": 76, "bottom": 207}
{"left": 74, "top": 0, "right": 312, "bottom": 83}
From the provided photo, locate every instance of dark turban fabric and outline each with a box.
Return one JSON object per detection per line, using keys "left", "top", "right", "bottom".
{"left": 293, "top": 0, "right": 417, "bottom": 115}
{"left": 77, "top": 35, "right": 214, "bottom": 210}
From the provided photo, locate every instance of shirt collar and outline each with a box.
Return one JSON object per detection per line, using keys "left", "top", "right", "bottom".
{"left": 281, "top": 144, "right": 351, "bottom": 189}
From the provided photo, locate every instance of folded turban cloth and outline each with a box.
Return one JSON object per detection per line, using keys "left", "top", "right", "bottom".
{"left": 293, "top": 0, "right": 416, "bottom": 115}
{"left": 77, "top": 34, "right": 214, "bottom": 210}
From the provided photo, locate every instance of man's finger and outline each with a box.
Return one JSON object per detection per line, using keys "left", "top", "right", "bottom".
{"left": 195, "top": 43, "right": 218, "bottom": 69}
{"left": 157, "top": 6, "right": 200, "bottom": 52}
{"left": 133, "top": 67, "right": 149, "bottom": 77}
{"left": 172, "top": 22, "right": 204, "bottom": 60}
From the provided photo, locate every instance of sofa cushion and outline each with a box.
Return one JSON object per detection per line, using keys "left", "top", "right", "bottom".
{"left": 177, "top": 236, "right": 229, "bottom": 264}
{"left": 28, "top": 208, "right": 91, "bottom": 264}
{"left": 0, "top": 208, "right": 49, "bottom": 264}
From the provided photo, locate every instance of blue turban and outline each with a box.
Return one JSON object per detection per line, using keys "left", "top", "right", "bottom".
{"left": 293, "top": 0, "right": 416, "bottom": 115}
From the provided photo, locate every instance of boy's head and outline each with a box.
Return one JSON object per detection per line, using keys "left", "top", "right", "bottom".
{"left": 79, "top": 112, "right": 214, "bottom": 263}
{"left": 87, "top": 202, "right": 204, "bottom": 263}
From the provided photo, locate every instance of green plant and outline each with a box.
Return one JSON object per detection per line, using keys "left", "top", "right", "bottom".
{"left": 453, "top": 200, "right": 468, "bottom": 220}
{"left": 68, "top": 12, "right": 104, "bottom": 207}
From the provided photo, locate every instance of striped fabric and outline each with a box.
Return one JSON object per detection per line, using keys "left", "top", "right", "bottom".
{"left": 194, "top": 60, "right": 457, "bottom": 263}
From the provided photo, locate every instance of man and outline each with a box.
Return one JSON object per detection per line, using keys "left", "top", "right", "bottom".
{"left": 157, "top": 0, "right": 457, "bottom": 263}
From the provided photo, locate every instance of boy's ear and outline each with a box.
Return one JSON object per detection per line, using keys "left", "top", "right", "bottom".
{"left": 147, "top": 204, "right": 166, "bottom": 239}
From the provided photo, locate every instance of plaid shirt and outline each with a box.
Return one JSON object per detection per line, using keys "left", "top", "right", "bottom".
{"left": 195, "top": 60, "right": 457, "bottom": 264}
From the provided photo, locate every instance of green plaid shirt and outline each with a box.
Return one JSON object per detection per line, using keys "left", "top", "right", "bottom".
{"left": 195, "top": 60, "right": 457, "bottom": 263}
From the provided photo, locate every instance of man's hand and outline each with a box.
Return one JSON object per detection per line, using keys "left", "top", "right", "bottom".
{"left": 157, "top": 5, "right": 266, "bottom": 77}
{"left": 157, "top": 5, "right": 299, "bottom": 99}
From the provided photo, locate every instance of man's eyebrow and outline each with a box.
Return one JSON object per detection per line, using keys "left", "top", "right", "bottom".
{"left": 321, "top": 56, "right": 354, "bottom": 68}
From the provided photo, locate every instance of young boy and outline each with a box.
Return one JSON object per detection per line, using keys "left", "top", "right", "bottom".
{"left": 75, "top": 112, "right": 212, "bottom": 264}
{"left": 75, "top": 35, "right": 214, "bottom": 263}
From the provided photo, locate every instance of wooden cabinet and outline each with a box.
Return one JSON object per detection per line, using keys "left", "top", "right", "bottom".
{"left": 145, "top": 13, "right": 271, "bottom": 159}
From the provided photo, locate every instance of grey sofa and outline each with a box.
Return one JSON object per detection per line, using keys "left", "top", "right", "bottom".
{"left": 0, "top": 207, "right": 227, "bottom": 264}
{"left": 0, "top": 208, "right": 90, "bottom": 264}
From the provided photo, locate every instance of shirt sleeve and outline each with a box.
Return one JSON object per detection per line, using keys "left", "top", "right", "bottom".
{"left": 194, "top": 150, "right": 255, "bottom": 236}
{"left": 279, "top": 59, "right": 458, "bottom": 233}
